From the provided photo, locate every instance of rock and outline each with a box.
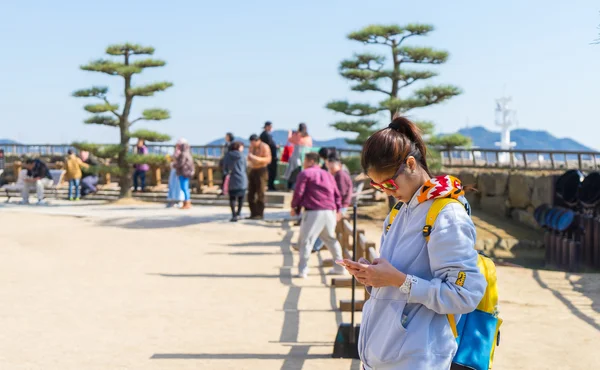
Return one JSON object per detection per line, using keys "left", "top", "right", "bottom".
{"left": 465, "top": 191, "right": 481, "bottom": 210}
{"left": 480, "top": 195, "right": 509, "bottom": 217}
{"left": 458, "top": 171, "right": 478, "bottom": 188}
{"left": 511, "top": 208, "right": 541, "bottom": 230}
{"left": 531, "top": 175, "right": 555, "bottom": 209}
{"left": 508, "top": 173, "right": 535, "bottom": 209}
{"left": 478, "top": 172, "right": 509, "bottom": 196}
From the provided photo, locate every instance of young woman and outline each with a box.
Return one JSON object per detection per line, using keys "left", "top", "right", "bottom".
{"left": 223, "top": 141, "right": 248, "bottom": 221}
{"left": 173, "top": 138, "right": 195, "bottom": 210}
{"left": 166, "top": 144, "right": 184, "bottom": 208}
{"left": 339, "top": 116, "right": 486, "bottom": 370}
{"left": 283, "top": 123, "right": 313, "bottom": 190}
{"left": 133, "top": 139, "right": 149, "bottom": 192}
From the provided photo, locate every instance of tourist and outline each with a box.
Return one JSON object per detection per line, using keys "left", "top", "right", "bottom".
{"left": 133, "top": 139, "right": 149, "bottom": 192}
{"left": 80, "top": 150, "right": 99, "bottom": 197}
{"left": 260, "top": 121, "right": 279, "bottom": 191}
{"left": 173, "top": 138, "right": 195, "bottom": 210}
{"left": 223, "top": 141, "right": 248, "bottom": 221}
{"left": 166, "top": 145, "right": 184, "bottom": 208}
{"left": 219, "top": 132, "right": 235, "bottom": 192}
{"left": 223, "top": 132, "right": 234, "bottom": 154}
{"left": 318, "top": 147, "right": 335, "bottom": 171}
{"left": 338, "top": 115, "right": 485, "bottom": 370}
{"left": 291, "top": 152, "right": 345, "bottom": 278}
{"left": 283, "top": 123, "right": 312, "bottom": 190}
{"left": 308, "top": 147, "right": 337, "bottom": 253}
{"left": 247, "top": 134, "right": 272, "bottom": 220}
{"left": 327, "top": 155, "right": 353, "bottom": 214}
{"left": 21, "top": 158, "right": 53, "bottom": 205}
{"left": 64, "top": 149, "right": 88, "bottom": 201}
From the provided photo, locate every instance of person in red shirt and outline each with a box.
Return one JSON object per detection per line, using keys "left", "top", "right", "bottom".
{"left": 291, "top": 152, "right": 346, "bottom": 278}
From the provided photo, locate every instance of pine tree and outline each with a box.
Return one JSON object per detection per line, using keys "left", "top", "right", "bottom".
{"left": 73, "top": 43, "right": 173, "bottom": 198}
{"left": 327, "top": 24, "right": 464, "bottom": 145}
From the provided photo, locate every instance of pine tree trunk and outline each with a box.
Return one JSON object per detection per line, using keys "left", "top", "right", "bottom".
{"left": 118, "top": 52, "right": 133, "bottom": 198}
{"left": 118, "top": 143, "right": 132, "bottom": 198}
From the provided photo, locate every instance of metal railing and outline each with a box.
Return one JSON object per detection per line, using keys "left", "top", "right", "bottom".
{"left": 439, "top": 148, "right": 600, "bottom": 171}
{"left": 0, "top": 143, "right": 364, "bottom": 159}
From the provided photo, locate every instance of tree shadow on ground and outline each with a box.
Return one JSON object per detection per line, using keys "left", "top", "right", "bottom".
{"left": 97, "top": 214, "right": 231, "bottom": 229}
{"left": 532, "top": 269, "right": 600, "bottom": 332}
{"left": 150, "top": 220, "right": 361, "bottom": 369}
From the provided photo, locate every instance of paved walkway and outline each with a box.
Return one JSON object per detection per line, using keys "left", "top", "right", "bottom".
{"left": 0, "top": 202, "right": 359, "bottom": 370}
{"left": 0, "top": 202, "right": 598, "bottom": 369}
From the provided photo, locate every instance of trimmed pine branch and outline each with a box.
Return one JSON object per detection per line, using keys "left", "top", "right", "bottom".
{"left": 81, "top": 60, "right": 142, "bottom": 76}
{"left": 128, "top": 153, "right": 169, "bottom": 166}
{"left": 98, "top": 165, "right": 128, "bottom": 176}
{"left": 106, "top": 43, "right": 155, "bottom": 56}
{"left": 398, "top": 70, "right": 438, "bottom": 87}
{"left": 348, "top": 24, "right": 434, "bottom": 45}
{"left": 340, "top": 53, "right": 386, "bottom": 70}
{"left": 128, "top": 82, "right": 173, "bottom": 97}
{"left": 414, "top": 120, "right": 435, "bottom": 137}
{"left": 129, "top": 129, "right": 171, "bottom": 142}
{"left": 351, "top": 81, "right": 391, "bottom": 95}
{"left": 72, "top": 142, "right": 122, "bottom": 159}
{"left": 331, "top": 119, "right": 380, "bottom": 145}
{"left": 395, "top": 46, "right": 449, "bottom": 64}
{"left": 429, "top": 133, "right": 472, "bottom": 149}
{"left": 72, "top": 86, "right": 108, "bottom": 98}
{"left": 132, "top": 59, "right": 166, "bottom": 68}
{"left": 403, "top": 24, "right": 435, "bottom": 36}
{"left": 84, "top": 103, "right": 119, "bottom": 114}
{"left": 412, "top": 85, "right": 462, "bottom": 106}
{"left": 348, "top": 24, "right": 406, "bottom": 44}
{"left": 84, "top": 115, "right": 119, "bottom": 126}
{"left": 142, "top": 109, "right": 170, "bottom": 121}
{"left": 326, "top": 101, "right": 382, "bottom": 116}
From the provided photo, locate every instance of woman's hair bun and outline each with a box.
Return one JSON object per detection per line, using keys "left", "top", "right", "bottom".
{"left": 388, "top": 114, "right": 410, "bottom": 131}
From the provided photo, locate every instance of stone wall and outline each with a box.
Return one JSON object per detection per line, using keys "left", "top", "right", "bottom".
{"left": 451, "top": 170, "right": 556, "bottom": 230}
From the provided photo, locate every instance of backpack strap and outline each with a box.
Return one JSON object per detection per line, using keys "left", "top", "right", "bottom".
{"left": 387, "top": 197, "right": 467, "bottom": 339}
{"left": 424, "top": 197, "right": 464, "bottom": 339}
{"left": 423, "top": 197, "right": 459, "bottom": 242}
{"left": 385, "top": 201, "right": 403, "bottom": 233}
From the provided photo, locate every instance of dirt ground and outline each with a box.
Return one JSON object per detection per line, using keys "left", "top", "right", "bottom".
{"left": 0, "top": 204, "right": 598, "bottom": 370}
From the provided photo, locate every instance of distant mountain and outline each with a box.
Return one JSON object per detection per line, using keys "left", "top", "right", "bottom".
{"left": 456, "top": 126, "right": 596, "bottom": 151}
{"left": 206, "top": 130, "right": 360, "bottom": 149}
{"left": 0, "top": 139, "right": 20, "bottom": 145}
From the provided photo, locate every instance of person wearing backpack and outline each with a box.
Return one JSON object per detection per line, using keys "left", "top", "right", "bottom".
{"left": 173, "top": 138, "right": 195, "bottom": 210}
{"left": 338, "top": 115, "right": 498, "bottom": 370}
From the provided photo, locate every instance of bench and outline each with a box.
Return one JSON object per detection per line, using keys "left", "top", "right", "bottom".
{"left": 2, "top": 169, "right": 65, "bottom": 202}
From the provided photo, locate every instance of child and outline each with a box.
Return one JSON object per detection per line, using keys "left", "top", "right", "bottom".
{"left": 65, "top": 149, "right": 88, "bottom": 201}
{"left": 222, "top": 141, "right": 248, "bottom": 221}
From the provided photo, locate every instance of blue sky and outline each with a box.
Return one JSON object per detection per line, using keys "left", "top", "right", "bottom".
{"left": 1, "top": 0, "right": 599, "bottom": 149}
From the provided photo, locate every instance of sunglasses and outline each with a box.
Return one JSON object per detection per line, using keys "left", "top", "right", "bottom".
{"left": 370, "top": 163, "right": 406, "bottom": 192}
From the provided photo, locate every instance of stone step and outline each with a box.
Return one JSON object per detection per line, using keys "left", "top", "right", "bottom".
{"left": 4, "top": 186, "right": 291, "bottom": 208}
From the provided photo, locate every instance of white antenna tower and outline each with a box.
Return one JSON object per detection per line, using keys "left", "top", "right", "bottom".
{"left": 494, "top": 96, "right": 517, "bottom": 164}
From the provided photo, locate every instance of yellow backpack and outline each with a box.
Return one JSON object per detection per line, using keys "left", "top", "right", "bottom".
{"left": 388, "top": 198, "right": 502, "bottom": 370}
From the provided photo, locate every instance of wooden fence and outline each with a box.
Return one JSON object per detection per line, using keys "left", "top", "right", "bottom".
{"left": 320, "top": 216, "right": 377, "bottom": 312}
{"left": 440, "top": 148, "right": 600, "bottom": 171}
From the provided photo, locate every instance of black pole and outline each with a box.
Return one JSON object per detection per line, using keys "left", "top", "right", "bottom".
{"left": 350, "top": 202, "right": 358, "bottom": 344}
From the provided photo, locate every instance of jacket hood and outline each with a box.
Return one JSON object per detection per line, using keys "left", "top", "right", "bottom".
{"left": 228, "top": 150, "right": 243, "bottom": 159}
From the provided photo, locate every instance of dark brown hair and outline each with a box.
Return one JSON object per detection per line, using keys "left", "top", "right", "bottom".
{"left": 298, "top": 123, "right": 308, "bottom": 137}
{"left": 229, "top": 141, "right": 243, "bottom": 151}
{"left": 361, "top": 115, "right": 431, "bottom": 176}
{"left": 304, "top": 152, "right": 320, "bottom": 163}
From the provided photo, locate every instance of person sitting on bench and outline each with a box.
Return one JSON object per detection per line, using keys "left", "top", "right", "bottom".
{"left": 21, "top": 158, "right": 53, "bottom": 205}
